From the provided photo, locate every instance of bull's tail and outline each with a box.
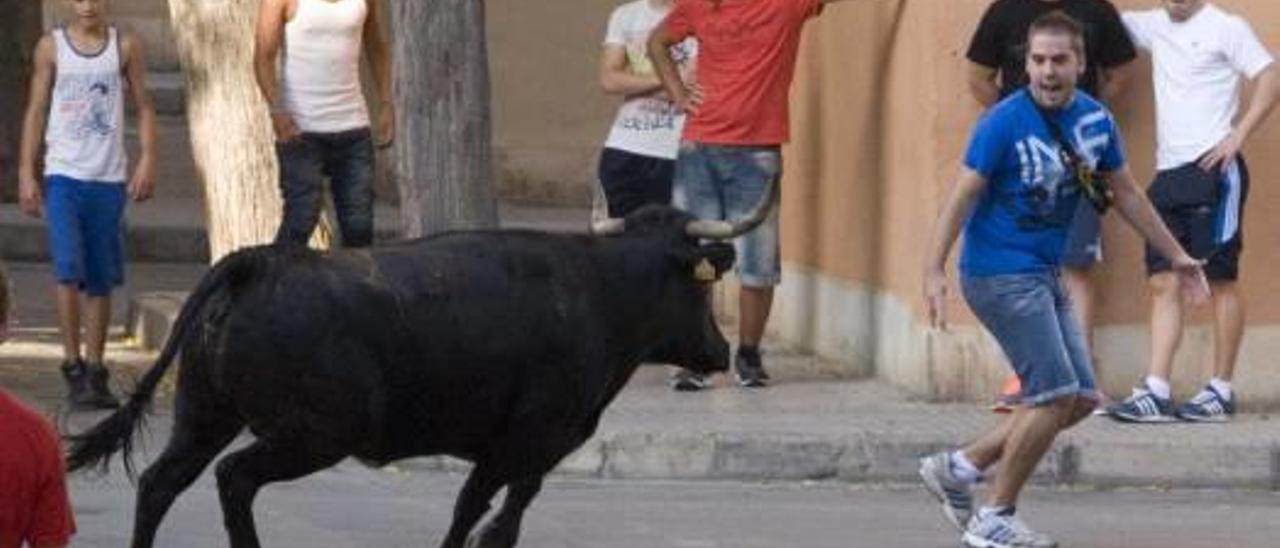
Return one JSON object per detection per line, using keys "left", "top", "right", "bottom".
{"left": 66, "top": 245, "right": 277, "bottom": 477}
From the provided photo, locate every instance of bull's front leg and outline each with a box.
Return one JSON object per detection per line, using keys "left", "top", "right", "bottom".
{"left": 466, "top": 477, "right": 545, "bottom": 548}
{"left": 440, "top": 465, "right": 506, "bottom": 548}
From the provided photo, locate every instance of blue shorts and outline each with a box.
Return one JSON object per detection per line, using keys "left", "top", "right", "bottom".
{"left": 961, "top": 271, "right": 1096, "bottom": 406}
{"left": 45, "top": 175, "right": 126, "bottom": 296}
{"left": 673, "top": 142, "right": 781, "bottom": 287}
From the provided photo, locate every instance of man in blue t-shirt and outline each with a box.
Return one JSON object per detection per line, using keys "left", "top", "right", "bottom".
{"left": 917, "top": 12, "right": 1207, "bottom": 548}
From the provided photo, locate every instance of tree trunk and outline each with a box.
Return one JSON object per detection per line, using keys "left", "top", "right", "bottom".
{"left": 390, "top": 0, "right": 498, "bottom": 238}
{"left": 0, "top": 1, "right": 43, "bottom": 202}
{"left": 167, "top": 0, "right": 329, "bottom": 262}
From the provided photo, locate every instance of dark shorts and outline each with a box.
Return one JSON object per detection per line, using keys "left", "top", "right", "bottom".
{"left": 1061, "top": 200, "right": 1102, "bottom": 268}
{"left": 598, "top": 147, "right": 675, "bottom": 218}
{"left": 1145, "top": 157, "right": 1249, "bottom": 281}
{"left": 44, "top": 175, "right": 126, "bottom": 296}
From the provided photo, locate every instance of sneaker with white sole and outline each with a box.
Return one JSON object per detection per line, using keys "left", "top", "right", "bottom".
{"left": 668, "top": 369, "right": 712, "bottom": 392}
{"left": 1176, "top": 385, "right": 1235, "bottom": 423}
{"left": 963, "top": 508, "right": 1057, "bottom": 548}
{"left": 918, "top": 452, "right": 974, "bottom": 530}
{"left": 1106, "top": 387, "right": 1176, "bottom": 423}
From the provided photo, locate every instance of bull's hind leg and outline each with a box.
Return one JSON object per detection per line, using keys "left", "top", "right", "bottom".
{"left": 440, "top": 465, "right": 507, "bottom": 548}
{"left": 466, "top": 476, "right": 545, "bottom": 548}
{"left": 131, "top": 401, "right": 242, "bottom": 548}
{"left": 214, "top": 441, "right": 346, "bottom": 548}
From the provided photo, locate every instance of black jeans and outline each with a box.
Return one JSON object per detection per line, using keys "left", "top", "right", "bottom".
{"left": 274, "top": 127, "right": 375, "bottom": 247}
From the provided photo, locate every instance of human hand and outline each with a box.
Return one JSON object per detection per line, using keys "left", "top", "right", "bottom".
{"left": 675, "top": 83, "right": 703, "bottom": 115}
{"left": 128, "top": 159, "right": 155, "bottom": 202}
{"left": 923, "top": 267, "right": 949, "bottom": 330}
{"left": 18, "top": 173, "right": 43, "bottom": 218}
{"left": 1171, "top": 255, "right": 1210, "bottom": 305}
{"left": 271, "top": 111, "right": 302, "bottom": 143}
{"left": 1198, "top": 131, "right": 1244, "bottom": 174}
{"left": 375, "top": 102, "right": 395, "bottom": 149}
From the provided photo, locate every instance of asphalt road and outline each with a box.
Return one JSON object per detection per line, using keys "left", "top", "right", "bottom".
{"left": 70, "top": 462, "right": 1280, "bottom": 548}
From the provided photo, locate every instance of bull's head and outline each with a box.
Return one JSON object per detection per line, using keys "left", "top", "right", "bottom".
{"left": 588, "top": 175, "right": 780, "bottom": 377}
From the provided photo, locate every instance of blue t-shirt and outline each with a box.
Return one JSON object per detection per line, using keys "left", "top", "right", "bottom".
{"left": 960, "top": 89, "right": 1126, "bottom": 276}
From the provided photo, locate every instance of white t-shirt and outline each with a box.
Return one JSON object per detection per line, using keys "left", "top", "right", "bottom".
{"left": 1123, "top": 4, "right": 1274, "bottom": 170}
{"left": 602, "top": 0, "right": 697, "bottom": 160}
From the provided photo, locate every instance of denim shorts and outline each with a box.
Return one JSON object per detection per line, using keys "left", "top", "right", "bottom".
{"left": 44, "top": 175, "right": 126, "bottom": 296}
{"left": 672, "top": 141, "right": 781, "bottom": 287}
{"left": 961, "top": 271, "right": 1096, "bottom": 406}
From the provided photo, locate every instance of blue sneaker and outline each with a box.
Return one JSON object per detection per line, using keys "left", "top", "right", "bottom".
{"left": 918, "top": 452, "right": 975, "bottom": 530}
{"left": 1106, "top": 387, "right": 1176, "bottom": 423}
{"left": 1176, "top": 385, "right": 1235, "bottom": 423}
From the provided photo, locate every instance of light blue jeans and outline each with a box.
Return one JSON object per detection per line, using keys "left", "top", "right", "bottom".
{"left": 672, "top": 141, "right": 781, "bottom": 287}
{"left": 961, "top": 271, "right": 1097, "bottom": 406}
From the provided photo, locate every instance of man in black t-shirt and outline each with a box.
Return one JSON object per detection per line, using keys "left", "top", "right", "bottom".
{"left": 965, "top": 1, "right": 1137, "bottom": 412}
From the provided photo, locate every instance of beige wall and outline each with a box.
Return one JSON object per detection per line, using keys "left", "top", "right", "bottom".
{"left": 778, "top": 0, "right": 1280, "bottom": 407}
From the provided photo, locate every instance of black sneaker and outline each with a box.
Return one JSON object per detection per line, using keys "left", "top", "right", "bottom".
{"left": 734, "top": 348, "right": 769, "bottom": 388}
{"left": 63, "top": 359, "right": 120, "bottom": 410}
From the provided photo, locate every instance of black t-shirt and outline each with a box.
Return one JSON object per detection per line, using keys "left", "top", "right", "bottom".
{"left": 967, "top": 0, "right": 1136, "bottom": 99}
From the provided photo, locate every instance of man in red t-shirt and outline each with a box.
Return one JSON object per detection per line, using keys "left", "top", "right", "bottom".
{"left": 0, "top": 388, "right": 76, "bottom": 548}
{"left": 649, "top": 0, "right": 872, "bottom": 388}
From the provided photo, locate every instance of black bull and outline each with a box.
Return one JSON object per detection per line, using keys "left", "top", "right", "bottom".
{"left": 67, "top": 206, "right": 740, "bottom": 548}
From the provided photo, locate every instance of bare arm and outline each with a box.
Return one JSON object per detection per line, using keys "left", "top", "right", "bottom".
{"left": 922, "top": 167, "right": 987, "bottom": 329}
{"left": 599, "top": 44, "right": 663, "bottom": 97}
{"left": 647, "top": 26, "right": 698, "bottom": 113}
{"left": 363, "top": 0, "right": 394, "bottom": 146}
{"left": 122, "top": 32, "right": 156, "bottom": 201}
{"left": 1200, "top": 64, "right": 1279, "bottom": 172}
{"left": 1107, "top": 166, "right": 1209, "bottom": 301}
{"left": 17, "top": 35, "right": 56, "bottom": 218}
{"left": 966, "top": 63, "right": 999, "bottom": 108}
{"left": 254, "top": 0, "right": 299, "bottom": 142}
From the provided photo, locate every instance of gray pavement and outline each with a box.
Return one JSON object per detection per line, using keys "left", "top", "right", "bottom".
{"left": 68, "top": 469, "right": 1280, "bottom": 548}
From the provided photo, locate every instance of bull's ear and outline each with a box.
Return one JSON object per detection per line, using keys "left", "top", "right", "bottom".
{"left": 671, "top": 243, "right": 736, "bottom": 282}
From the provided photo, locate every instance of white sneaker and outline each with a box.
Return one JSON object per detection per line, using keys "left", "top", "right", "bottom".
{"left": 962, "top": 509, "right": 1057, "bottom": 548}
{"left": 918, "top": 452, "right": 974, "bottom": 530}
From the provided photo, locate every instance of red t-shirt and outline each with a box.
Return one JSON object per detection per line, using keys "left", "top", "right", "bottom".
{"left": 0, "top": 391, "right": 75, "bottom": 548}
{"left": 664, "top": 0, "right": 823, "bottom": 145}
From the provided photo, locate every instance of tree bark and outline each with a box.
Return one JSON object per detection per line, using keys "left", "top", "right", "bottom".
{"left": 0, "top": 1, "right": 43, "bottom": 201}
{"left": 390, "top": 0, "right": 498, "bottom": 238}
{"left": 167, "top": 0, "right": 329, "bottom": 262}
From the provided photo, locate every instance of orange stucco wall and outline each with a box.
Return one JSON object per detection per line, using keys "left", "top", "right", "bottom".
{"left": 784, "top": 0, "right": 1280, "bottom": 327}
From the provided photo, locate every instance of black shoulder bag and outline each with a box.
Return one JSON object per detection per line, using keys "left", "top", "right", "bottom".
{"left": 1034, "top": 106, "right": 1114, "bottom": 214}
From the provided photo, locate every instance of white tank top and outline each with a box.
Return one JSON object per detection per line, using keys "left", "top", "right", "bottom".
{"left": 45, "top": 27, "right": 128, "bottom": 183}
{"left": 280, "top": 0, "right": 370, "bottom": 133}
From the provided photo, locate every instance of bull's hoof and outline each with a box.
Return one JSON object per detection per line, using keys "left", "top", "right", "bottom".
{"left": 464, "top": 522, "right": 515, "bottom": 548}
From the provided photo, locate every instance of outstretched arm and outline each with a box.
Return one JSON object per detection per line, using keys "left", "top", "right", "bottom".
{"left": 922, "top": 167, "right": 987, "bottom": 330}
{"left": 1107, "top": 166, "right": 1209, "bottom": 303}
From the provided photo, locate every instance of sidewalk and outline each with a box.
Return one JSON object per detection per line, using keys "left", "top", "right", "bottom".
{"left": 2, "top": 260, "right": 1277, "bottom": 491}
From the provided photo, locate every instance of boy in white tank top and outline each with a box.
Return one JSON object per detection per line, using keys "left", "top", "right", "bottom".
{"left": 254, "top": 0, "right": 394, "bottom": 248}
{"left": 17, "top": 0, "right": 157, "bottom": 411}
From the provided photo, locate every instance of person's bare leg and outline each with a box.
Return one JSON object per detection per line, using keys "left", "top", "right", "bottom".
{"left": 1147, "top": 272, "right": 1183, "bottom": 382}
{"left": 1209, "top": 281, "right": 1243, "bottom": 382}
{"left": 963, "top": 415, "right": 1020, "bottom": 471}
{"left": 989, "top": 397, "right": 1075, "bottom": 508}
{"left": 1061, "top": 266, "right": 1095, "bottom": 350}
{"left": 738, "top": 286, "right": 774, "bottom": 347}
{"left": 55, "top": 284, "right": 82, "bottom": 361}
{"left": 84, "top": 294, "right": 111, "bottom": 364}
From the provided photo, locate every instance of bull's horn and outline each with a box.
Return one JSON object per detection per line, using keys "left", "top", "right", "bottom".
{"left": 685, "top": 173, "right": 780, "bottom": 239}
{"left": 589, "top": 180, "right": 626, "bottom": 235}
